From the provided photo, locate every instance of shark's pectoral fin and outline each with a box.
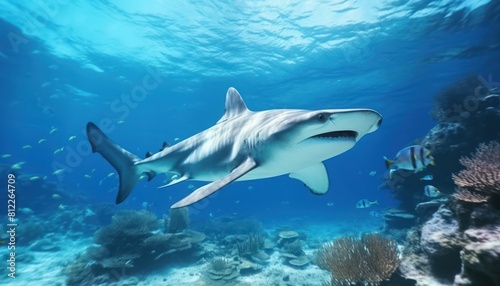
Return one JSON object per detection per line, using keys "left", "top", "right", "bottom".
{"left": 289, "top": 163, "right": 329, "bottom": 195}
{"left": 171, "top": 157, "right": 257, "bottom": 208}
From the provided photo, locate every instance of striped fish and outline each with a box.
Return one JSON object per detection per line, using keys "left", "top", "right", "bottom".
{"left": 424, "top": 185, "right": 441, "bottom": 198}
{"left": 384, "top": 145, "right": 434, "bottom": 172}
{"left": 356, "top": 199, "right": 378, "bottom": 208}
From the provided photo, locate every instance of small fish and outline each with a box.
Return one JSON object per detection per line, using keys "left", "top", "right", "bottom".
{"left": 58, "top": 204, "right": 66, "bottom": 210}
{"left": 54, "top": 147, "right": 64, "bottom": 154}
{"left": 52, "top": 169, "right": 65, "bottom": 175}
{"left": 187, "top": 184, "right": 194, "bottom": 189}
{"left": 369, "top": 170, "right": 377, "bottom": 176}
{"left": 248, "top": 186, "right": 253, "bottom": 190}
{"left": 1, "top": 154, "right": 12, "bottom": 158}
{"left": 84, "top": 174, "right": 92, "bottom": 179}
{"left": 384, "top": 145, "right": 434, "bottom": 174}
{"left": 22, "top": 145, "right": 32, "bottom": 149}
{"left": 11, "top": 162, "right": 25, "bottom": 170}
{"left": 117, "top": 120, "right": 125, "bottom": 124}
{"left": 92, "top": 168, "right": 96, "bottom": 173}
{"left": 369, "top": 211, "right": 382, "bottom": 217}
{"left": 52, "top": 194, "right": 61, "bottom": 199}
{"left": 38, "top": 139, "right": 46, "bottom": 144}
{"left": 326, "top": 202, "right": 334, "bottom": 207}
{"left": 424, "top": 185, "right": 441, "bottom": 198}
{"left": 420, "top": 175, "right": 433, "bottom": 181}
{"left": 356, "top": 199, "right": 378, "bottom": 208}
{"left": 29, "top": 176, "right": 41, "bottom": 181}
{"left": 234, "top": 200, "right": 240, "bottom": 204}
{"left": 49, "top": 127, "right": 58, "bottom": 134}
{"left": 174, "top": 137, "right": 180, "bottom": 141}
{"left": 69, "top": 136, "right": 76, "bottom": 141}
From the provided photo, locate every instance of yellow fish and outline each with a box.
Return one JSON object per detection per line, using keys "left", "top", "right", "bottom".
{"left": 49, "top": 127, "right": 58, "bottom": 134}
{"left": 1, "top": 154, "right": 11, "bottom": 158}
{"left": 54, "top": 147, "right": 64, "bottom": 154}
{"left": 38, "top": 139, "right": 46, "bottom": 144}
{"left": 22, "top": 145, "right": 32, "bottom": 149}
{"left": 11, "top": 162, "right": 25, "bottom": 170}
{"left": 69, "top": 136, "right": 76, "bottom": 141}
{"left": 52, "top": 194, "right": 61, "bottom": 199}
{"left": 52, "top": 169, "right": 65, "bottom": 175}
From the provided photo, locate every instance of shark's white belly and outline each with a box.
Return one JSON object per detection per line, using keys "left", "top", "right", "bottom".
{"left": 188, "top": 137, "right": 356, "bottom": 182}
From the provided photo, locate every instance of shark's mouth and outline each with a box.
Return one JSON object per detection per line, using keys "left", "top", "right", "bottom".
{"left": 311, "top": 130, "right": 358, "bottom": 139}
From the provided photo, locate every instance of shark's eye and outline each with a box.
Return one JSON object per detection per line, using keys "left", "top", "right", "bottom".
{"left": 318, "top": 114, "right": 326, "bottom": 122}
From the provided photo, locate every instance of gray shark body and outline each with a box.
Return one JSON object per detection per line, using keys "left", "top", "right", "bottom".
{"left": 87, "top": 87, "right": 382, "bottom": 208}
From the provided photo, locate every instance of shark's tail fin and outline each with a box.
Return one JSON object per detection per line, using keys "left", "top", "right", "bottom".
{"left": 87, "top": 122, "right": 150, "bottom": 204}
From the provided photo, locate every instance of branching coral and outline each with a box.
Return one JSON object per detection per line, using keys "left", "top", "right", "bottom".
{"left": 452, "top": 141, "right": 500, "bottom": 197}
{"left": 315, "top": 233, "right": 400, "bottom": 285}
{"left": 166, "top": 207, "right": 189, "bottom": 233}
{"left": 94, "top": 210, "right": 159, "bottom": 254}
{"left": 283, "top": 240, "right": 304, "bottom": 256}
{"left": 452, "top": 188, "right": 489, "bottom": 203}
{"left": 237, "top": 234, "right": 264, "bottom": 257}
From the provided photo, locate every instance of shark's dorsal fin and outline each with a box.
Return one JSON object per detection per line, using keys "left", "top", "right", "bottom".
{"left": 217, "top": 87, "right": 251, "bottom": 124}
{"left": 289, "top": 163, "right": 329, "bottom": 195}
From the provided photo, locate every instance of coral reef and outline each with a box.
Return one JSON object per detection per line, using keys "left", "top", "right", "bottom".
{"left": 237, "top": 234, "right": 269, "bottom": 261}
{"left": 380, "top": 75, "right": 500, "bottom": 213}
{"left": 395, "top": 75, "right": 500, "bottom": 285}
{"left": 206, "top": 257, "right": 239, "bottom": 281}
{"left": 165, "top": 207, "right": 189, "bottom": 233}
{"left": 94, "top": 210, "right": 159, "bottom": 255}
{"left": 63, "top": 210, "right": 206, "bottom": 285}
{"left": 400, "top": 202, "right": 500, "bottom": 285}
{"left": 452, "top": 141, "right": 500, "bottom": 202}
{"left": 315, "top": 233, "right": 400, "bottom": 285}
{"left": 280, "top": 239, "right": 310, "bottom": 268}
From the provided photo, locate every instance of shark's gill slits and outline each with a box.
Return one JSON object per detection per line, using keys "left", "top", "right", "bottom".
{"left": 312, "top": 130, "right": 358, "bottom": 139}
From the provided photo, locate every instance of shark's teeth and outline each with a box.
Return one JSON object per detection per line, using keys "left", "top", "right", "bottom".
{"left": 312, "top": 130, "right": 358, "bottom": 139}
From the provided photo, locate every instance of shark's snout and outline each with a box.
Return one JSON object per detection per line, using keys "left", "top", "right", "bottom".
{"left": 327, "top": 109, "right": 382, "bottom": 135}
{"left": 368, "top": 110, "right": 383, "bottom": 133}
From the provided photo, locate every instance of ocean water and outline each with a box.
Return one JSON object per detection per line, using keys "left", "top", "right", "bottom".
{"left": 0, "top": 1, "right": 499, "bottom": 285}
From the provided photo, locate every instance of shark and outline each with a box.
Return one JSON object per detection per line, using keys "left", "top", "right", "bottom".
{"left": 87, "top": 87, "right": 382, "bottom": 209}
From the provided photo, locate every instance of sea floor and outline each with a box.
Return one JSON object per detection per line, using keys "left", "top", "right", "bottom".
{"left": 0, "top": 218, "right": 387, "bottom": 286}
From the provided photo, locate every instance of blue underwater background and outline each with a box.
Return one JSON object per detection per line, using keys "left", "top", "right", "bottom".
{"left": 0, "top": 1, "right": 500, "bottom": 286}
